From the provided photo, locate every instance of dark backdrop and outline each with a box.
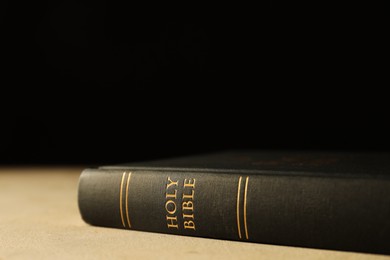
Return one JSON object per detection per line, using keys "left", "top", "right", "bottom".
{"left": 1, "top": 1, "right": 388, "bottom": 165}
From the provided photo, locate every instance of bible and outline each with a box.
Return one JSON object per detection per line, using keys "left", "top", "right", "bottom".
{"left": 78, "top": 151, "right": 390, "bottom": 254}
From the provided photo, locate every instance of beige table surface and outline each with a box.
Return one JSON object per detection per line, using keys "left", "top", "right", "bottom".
{"left": 0, "top": 168, "right": 389, "bottom": 260}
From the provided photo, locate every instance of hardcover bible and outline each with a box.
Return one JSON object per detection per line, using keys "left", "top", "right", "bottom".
{"left": 78, "top": 151, "right": 390, "bottom": 254}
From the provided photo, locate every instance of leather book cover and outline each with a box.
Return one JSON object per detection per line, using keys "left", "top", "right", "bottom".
{"left": 78, "top": 151, "right": 390, "bottom": 254}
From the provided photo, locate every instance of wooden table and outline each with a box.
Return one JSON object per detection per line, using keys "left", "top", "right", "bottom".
{"left": 0, "top": 168, "right": 389, "bottom": 259}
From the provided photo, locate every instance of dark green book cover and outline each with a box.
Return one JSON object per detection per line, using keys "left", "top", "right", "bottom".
{"left": 78, "top": 151, "right": 390, "bottom": 254}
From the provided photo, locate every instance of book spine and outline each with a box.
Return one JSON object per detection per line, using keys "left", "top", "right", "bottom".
{"left": 78, "top": 168, "right": 390, "bottom": 254}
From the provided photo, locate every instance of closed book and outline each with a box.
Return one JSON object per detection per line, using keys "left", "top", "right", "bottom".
{"left": 78, "top": 151, "right": 390, "bottom": 254}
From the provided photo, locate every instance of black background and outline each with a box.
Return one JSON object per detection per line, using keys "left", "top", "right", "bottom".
{"left": 1, "top": 1, "right": 388, "bottom": 165}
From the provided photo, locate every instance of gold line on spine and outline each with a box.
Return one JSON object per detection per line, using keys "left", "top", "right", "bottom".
{"left": 125, "top": 172, "right": 132, "bottom": 228}
{"left": 119, "top": 172, "right": 127, "bottom": 228}
{"left": 243, "top": 176, "right": 249, "bottom": 240}
{"left": 236, "top": 176, "right": 243, "bottom": 239}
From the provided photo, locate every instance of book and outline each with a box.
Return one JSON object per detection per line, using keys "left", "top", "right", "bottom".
{"left": 78, "top": 151, "right": 390, "bottom": 254}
